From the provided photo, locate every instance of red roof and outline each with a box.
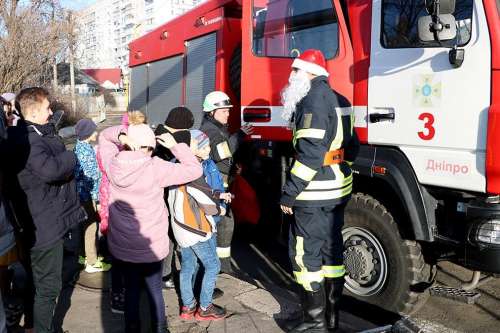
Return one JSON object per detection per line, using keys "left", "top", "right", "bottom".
{"left": 82, "top": 68, "right": 122, "bottom": 86}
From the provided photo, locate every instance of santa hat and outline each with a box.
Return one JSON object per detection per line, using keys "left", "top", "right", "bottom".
{"left": 291, "top": 49, "right": 329, "bottom": 77}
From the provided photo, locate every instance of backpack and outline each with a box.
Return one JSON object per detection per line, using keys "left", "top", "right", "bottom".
{"left": 178, "top": 185, "right": 213, "bottom": 236}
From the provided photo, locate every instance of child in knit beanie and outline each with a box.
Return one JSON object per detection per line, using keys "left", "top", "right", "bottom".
{"left": 170, "top": 130, "right": 232, "bottom": 321}
{"left": 73, "top": 119, "right": 109, "bottom": 273}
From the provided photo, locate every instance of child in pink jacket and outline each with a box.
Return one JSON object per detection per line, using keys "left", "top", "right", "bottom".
{"left": 98, "top": 123, "right": 202, "bottom": 333}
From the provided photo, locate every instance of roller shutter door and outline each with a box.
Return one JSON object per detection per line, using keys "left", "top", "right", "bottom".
{"left": 148, "top": 55, "right": 183, "bottom": 126}
{"left": 185, "top": 32, "right": 217, "bottom": 128}
{"left": 129, "top": 64, "right": 148, "bottom": 113}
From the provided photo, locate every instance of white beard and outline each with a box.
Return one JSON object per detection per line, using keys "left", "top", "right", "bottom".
{"left": 280, "top": 69, "right": 311, "bottom": 124}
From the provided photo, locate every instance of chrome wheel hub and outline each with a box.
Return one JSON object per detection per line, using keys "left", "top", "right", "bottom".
{"left": 342, "top": 227, "right": 388, "bottom": 296}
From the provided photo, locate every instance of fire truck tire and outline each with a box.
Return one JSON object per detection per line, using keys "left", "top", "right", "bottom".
{"left": 343, "top": 193, "right": 432, "bottom": 315}
{"left": 229, "top": 45, "right": 241, "bottom": 100}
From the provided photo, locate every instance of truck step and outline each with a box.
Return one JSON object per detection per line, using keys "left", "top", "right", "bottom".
{"left": 429, "top": 285, "right": 481, "bottom": 304}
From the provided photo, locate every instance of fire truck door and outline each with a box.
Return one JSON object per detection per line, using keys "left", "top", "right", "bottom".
{"left": 367, "top": 0, "right": 491, "bottom": 193}
{"left": 241, "top": 0, "right": 353, "bottom": 141}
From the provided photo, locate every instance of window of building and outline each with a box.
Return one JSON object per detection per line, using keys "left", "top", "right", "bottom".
{"left": 381, "top": 0, "right": 473, "bottom": 48}
{"left": 252, "top": 0, "right": 338, "bottom": 59}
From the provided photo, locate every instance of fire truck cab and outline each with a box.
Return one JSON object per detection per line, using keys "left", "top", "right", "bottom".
{"left": 129, "top": 0, "right": 500, "bottom": 314}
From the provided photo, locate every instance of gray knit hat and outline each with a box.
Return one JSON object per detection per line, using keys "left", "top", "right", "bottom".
{"left": 189, "top": 129, "right": 210, "bottom": 149}
{"left": 75, "top": 119, "right": 97, "bottom": 140}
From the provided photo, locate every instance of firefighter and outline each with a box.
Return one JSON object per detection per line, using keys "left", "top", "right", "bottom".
{"left": 200, "top": 91, "right": 253, "bottom": 274}
{"left": 280, "top": 49, "right": 359, "bottom": 333}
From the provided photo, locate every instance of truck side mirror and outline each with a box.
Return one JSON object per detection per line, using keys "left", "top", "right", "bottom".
{"left": 418, "top": 14, "right": 457, "bottom": 43}
{"left": 449, "top": 47, "right": 465, "bottom": 68}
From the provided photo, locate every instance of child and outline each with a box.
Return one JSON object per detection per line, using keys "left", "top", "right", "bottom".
{"left": 73, "top": 118, "right": 108, "bottom": 273}
{"left": 192, "top": 130, "right": 233, "bottom": 223}
{"left": 99, "top": 123, "right": 201, "bottom": 333}
{"left": 154, "top": 107, "right": 195, "bottom": 289}
{"left": 97, "top": 111, "right": 146, "bottom": 314}
{"left": 169, "top": 130, "right": 231, "bottom": 321}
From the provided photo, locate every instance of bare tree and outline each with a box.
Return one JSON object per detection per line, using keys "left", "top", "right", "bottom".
{"left": 0, "top": 0, "right": 74, "bottom": 92}
{"left": 66, "top": 10, "right": 78, "bottom": 114}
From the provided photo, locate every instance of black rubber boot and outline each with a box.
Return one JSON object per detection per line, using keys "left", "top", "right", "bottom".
{"left": 219, "top": 257, "right": 234, "bottom": 275}
{"left": 217, "top": 214, "right": 235, "bottom": 275}
{"left": 325, "top": 277, "right": 344, "bottom": 332}
{"left": 288, "top": 284, "right": 328, "bottom": 333}
{"left": 125, "top": 322, "right": 140, "bottom": 333}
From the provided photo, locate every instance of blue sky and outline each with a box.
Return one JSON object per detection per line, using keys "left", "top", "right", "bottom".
{"left": 61, "top": 0, "right": 96, "bottom": 10}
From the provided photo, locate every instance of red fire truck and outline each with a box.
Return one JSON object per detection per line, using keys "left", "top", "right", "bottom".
{"left": 128, "top": 0, "right": 500, "bottom": 314}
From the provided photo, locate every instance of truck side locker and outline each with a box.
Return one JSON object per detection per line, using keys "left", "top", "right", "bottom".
{"left": 147, "top": 56, "right": 184, "bottom": 126}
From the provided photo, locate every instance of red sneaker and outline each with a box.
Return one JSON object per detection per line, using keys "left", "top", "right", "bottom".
{"left": 179, "top": 302, "right": 197, "bottom": 320}
{"left": 195, "top": 303, "right": 227, "bottom": 321}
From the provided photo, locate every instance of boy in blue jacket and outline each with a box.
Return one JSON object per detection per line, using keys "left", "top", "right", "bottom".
{"left": 73, "top": 119, "right": 108, "bottom": 273}
{"left": 175, "top": 130, "right": 232, "bottom": 321}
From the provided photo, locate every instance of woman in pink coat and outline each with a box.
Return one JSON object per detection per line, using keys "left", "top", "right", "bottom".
{"left": 98, "top": 123, "right": 202, "bottom": 333}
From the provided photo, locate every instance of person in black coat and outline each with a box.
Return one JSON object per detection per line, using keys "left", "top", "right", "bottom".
{"left": 153, "top": 107, "right": 193, "bottom": 289}
{"left": 6, "top": 87, "right": 86, "bottom": 333}
{"left": 0, "top": 96, "right": 16, "bottom": 333}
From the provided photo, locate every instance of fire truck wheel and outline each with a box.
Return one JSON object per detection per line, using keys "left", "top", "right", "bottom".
{"left": 343, "top": 193, "right": 432, "bottom": 315}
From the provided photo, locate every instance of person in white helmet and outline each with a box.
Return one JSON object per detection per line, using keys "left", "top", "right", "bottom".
{"left": 199, "top": 91, "right": 253, "bottom": 274}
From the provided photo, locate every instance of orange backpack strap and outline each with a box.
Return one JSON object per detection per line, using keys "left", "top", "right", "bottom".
{"left": 180, "top": 185, "right": 212, "bottom": 234}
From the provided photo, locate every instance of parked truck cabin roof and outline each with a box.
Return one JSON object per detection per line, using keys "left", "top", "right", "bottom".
{"left": 128, "top": 0, "right": 242, "bottom": 68}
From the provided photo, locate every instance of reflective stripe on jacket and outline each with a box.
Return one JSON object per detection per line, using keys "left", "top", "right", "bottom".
{"left": 200, "top": 115, "right": 244, "bottom": 177}
{"left": 281, "top": 76, "right": 359, "bottom": 208}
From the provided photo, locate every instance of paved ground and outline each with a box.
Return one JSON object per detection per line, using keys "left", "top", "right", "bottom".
{"left": 413, "top": 261, "right": 500, "bottom": 333}
{"left": 64, "top": 271, "right": 388, "bottom": 333}
{"left": 231, "top": 238, "right": 500, "bottom": 333}
{"left": 63, "top": 273, "right": 296, "bottom": 333}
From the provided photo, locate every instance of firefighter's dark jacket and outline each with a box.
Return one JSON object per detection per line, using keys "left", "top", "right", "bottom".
{"left": 200, "top": 114, "right": 244, "bottom": 176}
{"left": 281, "top": 76, "right": 359, "bottom": 208}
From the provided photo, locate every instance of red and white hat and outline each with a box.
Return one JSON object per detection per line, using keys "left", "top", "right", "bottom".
{"left": 291, "top": 49, "right": 329, "bottom": 77}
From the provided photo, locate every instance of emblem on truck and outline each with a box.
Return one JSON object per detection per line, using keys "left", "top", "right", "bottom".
{"left": 413, "top": 75, "right": 442, "bottom": 107}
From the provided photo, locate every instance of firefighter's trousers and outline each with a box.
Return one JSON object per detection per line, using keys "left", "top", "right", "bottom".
{"left": 289, "top": 203, "right": 346, "bottom": 291}
{"left": 216, "top": 213, "right": 234, "bottom": 272}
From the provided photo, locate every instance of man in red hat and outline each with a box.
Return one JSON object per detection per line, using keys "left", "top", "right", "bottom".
{"left": 280, "top": 49, "right": 359, "bottom": 333}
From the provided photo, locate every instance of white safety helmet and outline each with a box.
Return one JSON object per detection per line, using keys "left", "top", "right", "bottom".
{"left": 203, "top": 91, "right": 233, "bottom": 112}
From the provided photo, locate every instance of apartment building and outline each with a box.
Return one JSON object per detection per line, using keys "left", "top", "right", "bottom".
{"left": 77, "top": 0, "right": 202, "bottom": 71}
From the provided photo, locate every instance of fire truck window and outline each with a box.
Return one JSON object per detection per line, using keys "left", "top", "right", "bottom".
{"left": 253, "top": 0, "right": 338, "bottom": 59}
{"left": 381, "top": 0, "right": 473, "bottom": 48}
